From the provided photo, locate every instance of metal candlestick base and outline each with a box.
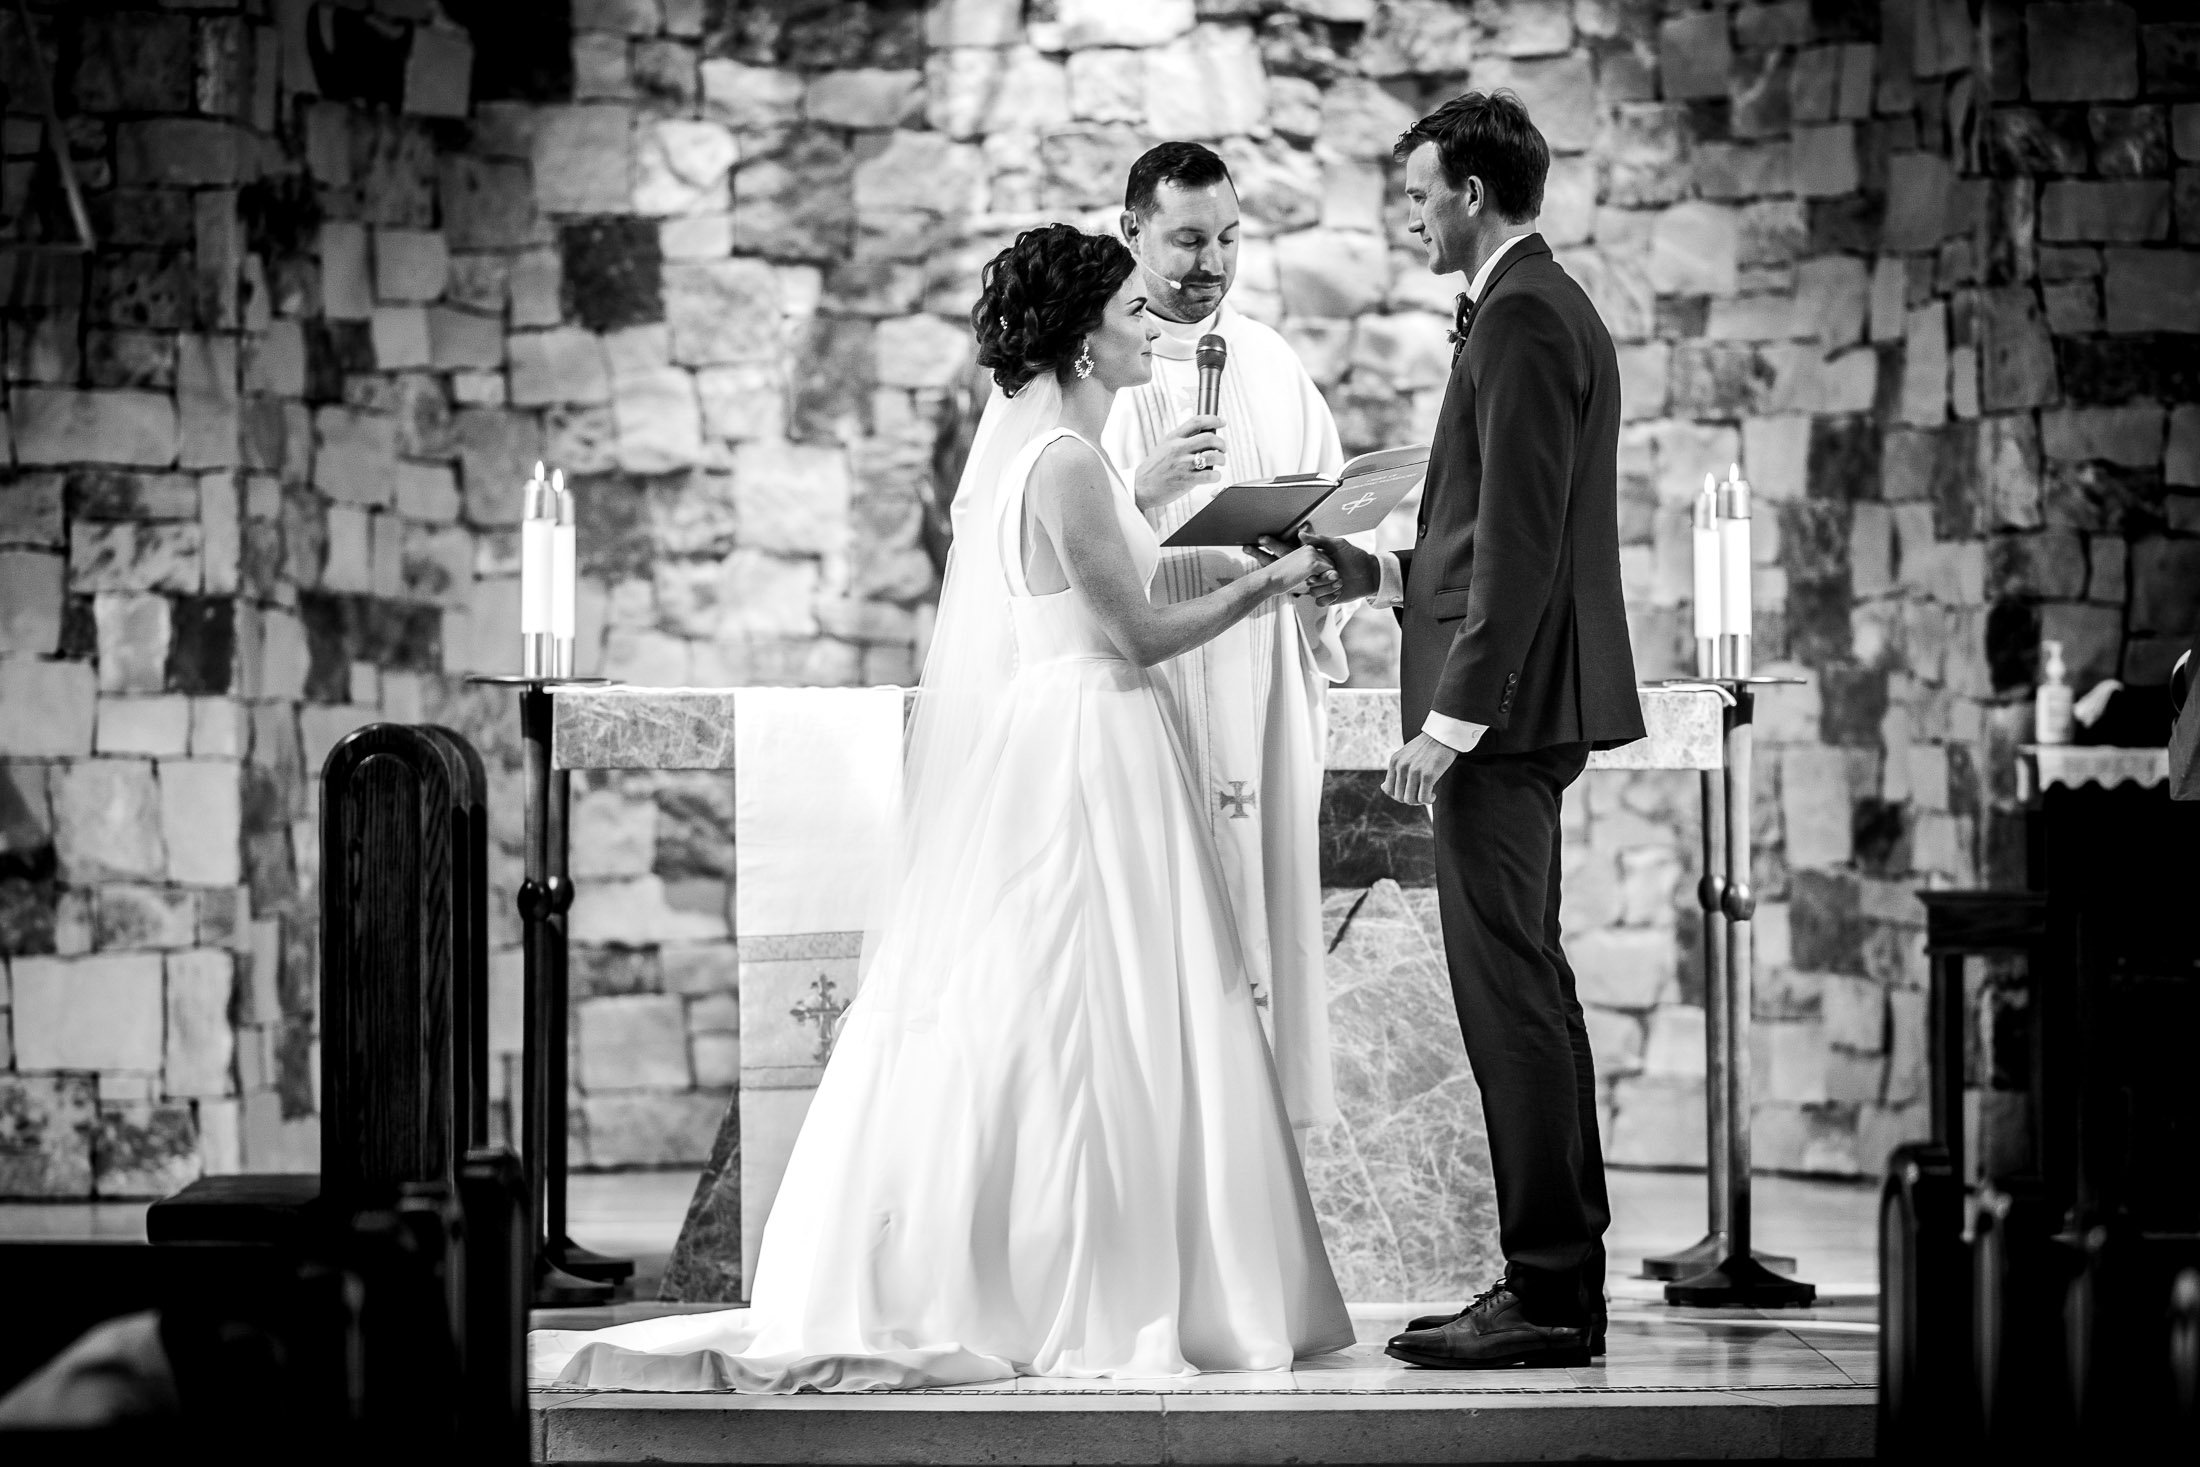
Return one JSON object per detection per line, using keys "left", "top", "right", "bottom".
{"left": 553, "top": 1238, "right": 636, "bottom": 1284}
{"left": 1666, "top": 1251, "right": 1819, "bottom": 1308}
{"left": 536, "top": 1258, "right": 614, "bottom": 1306}
{"left": 1640, "top": 1232, "right": 1797, "bottom": 1281}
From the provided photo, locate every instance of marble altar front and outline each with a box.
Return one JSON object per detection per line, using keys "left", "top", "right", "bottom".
{"left": 553, "top": 686, "right": 1727, "bottom": 1302}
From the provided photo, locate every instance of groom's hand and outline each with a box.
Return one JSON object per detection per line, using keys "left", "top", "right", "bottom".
{"left": 1299, "top": 531, "right": 1379, "bottom": 606}
{"left": 1383, "top": 733, "right": 1459, "bottom": 805}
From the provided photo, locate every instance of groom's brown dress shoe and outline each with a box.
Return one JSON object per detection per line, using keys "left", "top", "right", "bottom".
{"left": 1385, "top": 1283, "right": 1591, "bottom": 1369}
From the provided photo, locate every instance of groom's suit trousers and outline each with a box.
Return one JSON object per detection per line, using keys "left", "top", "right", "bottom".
{"left": 1431, "top": 741, "right": 1610, "bottom": 1312}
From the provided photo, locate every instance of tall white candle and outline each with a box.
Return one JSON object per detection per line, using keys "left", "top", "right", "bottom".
{"left": 521, "top": 462, "right": 552, "bottom": 634}
{"left": 1719, "top": 463, "right": 1753, "bottom": 648}
{"left": 1693, "top": 473, "right": 1722, "bottom": 643}
{"left": 550, "top": 470, "right": 577, "bottom": 673}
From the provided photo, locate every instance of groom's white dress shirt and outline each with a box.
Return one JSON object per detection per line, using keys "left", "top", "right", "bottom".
{"left": 1366, "top": 230, "right": 1537, "bottom": 754}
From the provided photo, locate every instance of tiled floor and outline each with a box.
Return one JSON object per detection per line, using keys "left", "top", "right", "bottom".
{"left": 0, "top": 1197, "right": 157, "bottom": 1239}
{"left": 728, "top": 1314, "right": 1877, "bottom": 1396}
{"left": 545, "top": 1161, "right": 1884, "bottom": 1325}
{"left": 560, "top": 1167, "right": 701, "bottom": 1298}
{"left": 1604, "top": 1168, "right": 1880, "bottom": 1302}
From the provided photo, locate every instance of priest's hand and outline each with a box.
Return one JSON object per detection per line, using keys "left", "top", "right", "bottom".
{"left": 1134, "top": 416, "right": 1226, "bottom": 512}
{"left": 1298, "top": 531, "right": 1380, "bottom": 606}
{"left": 1383, "top": 733, "right": 1459, "bottom": 806}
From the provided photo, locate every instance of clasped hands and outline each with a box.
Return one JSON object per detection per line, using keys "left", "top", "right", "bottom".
{"left": 1246, "top": 527, "right": 1377, "bottom": 606}
{"left": 1259, "top": 531, "right": 1464, "bottom": 806}
{"left": 1244, "top": 531, "right": 1337, "bottom": 601}
{"left": 1147, "top": 440, "right": 1463, "bottom": 804}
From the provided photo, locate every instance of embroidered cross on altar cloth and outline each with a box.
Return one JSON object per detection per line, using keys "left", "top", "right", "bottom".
{"left": 789, "top": 972, "right": 850, "bottom": 1064}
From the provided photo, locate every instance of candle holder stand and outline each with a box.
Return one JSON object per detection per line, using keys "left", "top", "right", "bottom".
{"left": 469, "top": 674, "right": 631, "bottom": 1307}
{"left": 1636, "top": 677, "right": 1815, "bottom": 1308}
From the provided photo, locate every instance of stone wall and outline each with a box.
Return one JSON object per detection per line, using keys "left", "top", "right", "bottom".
{"left": 4, "top": 0, "right": 2196, "bottom": 1196}
{"left": 0, "top": 0, "right": 577, "bottom": 1194}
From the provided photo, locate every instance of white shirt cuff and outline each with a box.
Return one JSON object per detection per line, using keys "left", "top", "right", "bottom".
{"left": 1373, "top": 550, "right": 1404, "bottom": 608}
{"left": 1421, "top": 712, "right": 1487, "bottom": 753}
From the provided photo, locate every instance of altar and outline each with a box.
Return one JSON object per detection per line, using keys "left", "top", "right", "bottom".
{"left": 547, "top": 684, "right": 1732, "bottom": 1302}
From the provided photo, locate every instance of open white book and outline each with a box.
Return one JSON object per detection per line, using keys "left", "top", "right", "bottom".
{"left": 1160, "top": 445, "right": 1427, "bottom": 548}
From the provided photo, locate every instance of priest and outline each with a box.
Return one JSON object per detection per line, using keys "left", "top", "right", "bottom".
{"left": 1102, "top": 141, "right": 1347, "bottom": 1134}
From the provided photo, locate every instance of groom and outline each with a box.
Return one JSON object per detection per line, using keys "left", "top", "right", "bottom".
{"left": 1311, "top": 91, "right": 1645, "bottom": 1368}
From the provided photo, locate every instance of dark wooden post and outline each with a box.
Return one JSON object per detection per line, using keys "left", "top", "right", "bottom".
{"left": 320, "top": 724, "right": 482, "bottom": 1204}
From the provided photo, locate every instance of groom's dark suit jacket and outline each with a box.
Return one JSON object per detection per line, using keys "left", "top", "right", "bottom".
{"left": 1395, "top": 234, "right": 1645, "bottom": 756}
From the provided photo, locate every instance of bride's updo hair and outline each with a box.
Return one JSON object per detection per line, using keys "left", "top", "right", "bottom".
{"left": 971, "top": 223, "right": 1136, "bottom": 395}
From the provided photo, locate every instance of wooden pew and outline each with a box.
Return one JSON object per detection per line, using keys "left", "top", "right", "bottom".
{"left": 321, "top": 723, "right": 489, "bottom": 1204}
{"left": 0, "top": 1157, "right": 525, "bottom": 1457}
{"left": 11, "top": 723, "right": 528, "bottom": 1453}
{"left": 1880, "top": 672, "right": 2200, "bottom": 1456}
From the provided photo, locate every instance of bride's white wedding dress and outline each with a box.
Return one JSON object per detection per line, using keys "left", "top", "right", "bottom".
{"left": 531, "top": 422, "right": 1353, "bottom": 1393}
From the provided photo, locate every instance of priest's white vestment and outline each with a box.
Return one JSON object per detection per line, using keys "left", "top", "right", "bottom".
{"left": 1102, "top": 303, "right": 1343, "bottom": 1132}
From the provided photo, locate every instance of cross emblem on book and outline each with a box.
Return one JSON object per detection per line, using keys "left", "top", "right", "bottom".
{"left": 789, "top": 971, "right": 850, "bottom": 1064}
{"left": 1218, "top": 781, "right": 1257, "bottom": 819}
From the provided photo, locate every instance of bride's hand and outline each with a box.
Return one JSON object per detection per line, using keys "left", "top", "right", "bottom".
{"left": 1258, "top": 543, "right": 1334, "bottom": 598}
{"left": 1246, "top": 536, "right": 1338, "bottom": 597}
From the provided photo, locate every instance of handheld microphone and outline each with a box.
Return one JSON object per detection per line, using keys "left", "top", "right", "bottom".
{"left": 1193, "top": 333, "right": 1227, "bottom": 472}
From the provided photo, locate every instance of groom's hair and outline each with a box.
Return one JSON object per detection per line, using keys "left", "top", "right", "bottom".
{"left": 1125, "top": 142, "right": 1234, "bottom": 219}
{"left": 1395, "top": 90, "right": 1548, "bottom": 223}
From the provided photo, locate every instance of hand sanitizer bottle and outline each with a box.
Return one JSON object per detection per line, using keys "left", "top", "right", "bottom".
{"left": 2035, "top": 640, "right": 2075, "bottom": 745}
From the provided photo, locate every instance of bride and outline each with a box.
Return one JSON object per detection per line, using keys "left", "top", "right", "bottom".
{"left": 532, "top": 224, "right": 1354, "bottom": 1391}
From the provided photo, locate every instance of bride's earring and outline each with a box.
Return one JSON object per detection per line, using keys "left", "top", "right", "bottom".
{"left": 1073, "top": 338, "right": 1094, "bottom": 379}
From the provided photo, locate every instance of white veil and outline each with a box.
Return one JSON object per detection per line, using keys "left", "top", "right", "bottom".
{"left": 858, "top": 372, "right": 1062, "bottom": 993}
{"left": 900, "top": 372, "right": 1060, "bottom": 863}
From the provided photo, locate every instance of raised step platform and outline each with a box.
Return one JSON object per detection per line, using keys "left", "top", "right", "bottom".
{"left": 534, "top": 1386, "right": 1870, "bottom": 1464}
{"left": 528, "top": 1309, "right": 1875, "bottom": 1463}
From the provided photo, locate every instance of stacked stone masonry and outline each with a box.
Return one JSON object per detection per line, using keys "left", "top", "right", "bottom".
{"left": 2, "top": 0, "right": 2194, "bottom": 1194}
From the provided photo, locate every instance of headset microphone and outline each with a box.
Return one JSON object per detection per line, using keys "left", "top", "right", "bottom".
{"left": 1137, "top": 252, "right": 1184, "bottom": 292}
{"left": 1129, "top": 223, "right": 1187, "bottom": 291}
